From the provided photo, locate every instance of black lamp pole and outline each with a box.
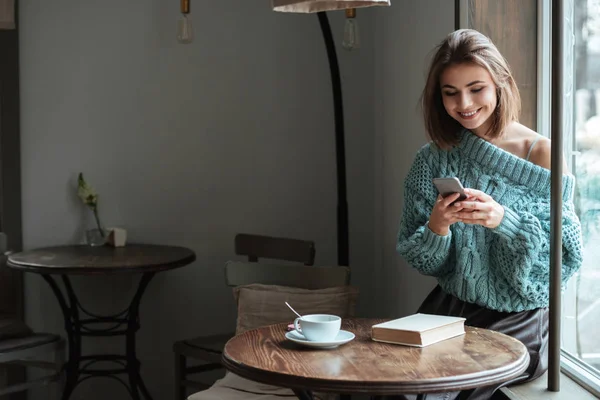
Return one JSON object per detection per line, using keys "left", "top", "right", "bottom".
{"left": 316, "top": 12, "right": 349, "bottom": 267}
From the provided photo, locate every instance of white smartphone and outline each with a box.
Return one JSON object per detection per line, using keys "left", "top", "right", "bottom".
{"left": 432, "top": 177, "right": 467, "bottom": 204}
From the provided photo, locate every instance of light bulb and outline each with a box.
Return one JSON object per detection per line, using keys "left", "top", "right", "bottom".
{"left": 177, "top": 14, "right": 194, "bottom": 44}
{"left": 342, "top": 8, "right": 360, "bottom": 51}
{"left": 177, "top": 0, "right": 193, "bottom": 44}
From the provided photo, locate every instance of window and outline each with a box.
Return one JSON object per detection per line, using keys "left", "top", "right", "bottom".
{"left": 561, "top": 0, "right": 600, "bottom": 394}
{"left": 458, "top": 0, "right": 600, "bottom": 394}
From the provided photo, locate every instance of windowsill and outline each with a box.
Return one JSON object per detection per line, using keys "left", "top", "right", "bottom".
{"left": 500, "top": 372, "right": 597, "bottom": 400}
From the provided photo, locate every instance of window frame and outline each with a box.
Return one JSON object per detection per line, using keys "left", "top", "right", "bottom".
{"left": 457, "top": 0, "right": 600, "bottom": 395}
{"left": 544, "top": 0, "right": 600, "bottom": 395}
{"left": 562, "top": 352, "right": 600, "bottom": 395}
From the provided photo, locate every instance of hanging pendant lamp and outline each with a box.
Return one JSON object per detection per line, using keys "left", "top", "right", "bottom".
{"left": 272, "top": 0, "right": 390, "bottom": 13}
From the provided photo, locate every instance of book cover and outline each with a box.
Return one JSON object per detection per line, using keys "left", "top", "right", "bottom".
{"left": 371, "top": 313, "right": 466, "bottom": 347}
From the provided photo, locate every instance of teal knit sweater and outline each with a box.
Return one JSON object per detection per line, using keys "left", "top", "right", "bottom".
{"left": 397, "top": 130, "right": 583, "bottom": 312}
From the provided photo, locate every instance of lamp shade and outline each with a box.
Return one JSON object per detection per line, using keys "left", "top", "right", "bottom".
{"left": 272, "top": 0, "right": 390, "bottom": 13}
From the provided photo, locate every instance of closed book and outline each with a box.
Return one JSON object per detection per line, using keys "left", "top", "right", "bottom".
{"left": 371, "top": 313, "right": 466, "bottom": 347}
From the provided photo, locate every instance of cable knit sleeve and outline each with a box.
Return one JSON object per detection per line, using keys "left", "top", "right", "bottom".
{"left": 396, "top": 150, "right": 454, "bottom": 277}
{"left": 491, "top": 176, "right": 583, "bottom": 304}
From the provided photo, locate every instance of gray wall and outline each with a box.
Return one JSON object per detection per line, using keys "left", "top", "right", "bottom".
{"left": 17, "top": 0, "right": 453, "bottom": 399}
{"left": 374, "top": 0, "right": 455, "bottom": 318}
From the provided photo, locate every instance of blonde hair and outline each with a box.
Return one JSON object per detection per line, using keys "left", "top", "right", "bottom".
{"left": 421, "top": 29, "right": 521, "bottom": 148}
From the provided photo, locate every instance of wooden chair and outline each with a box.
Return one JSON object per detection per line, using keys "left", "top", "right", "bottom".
{"left": 187, "top": 261, "right": 353, "bottom": 400}
{"left": 233, "top": 233, "right": 315, "bottom": 265}
{"left": 0, "top": 233, "right": 65, "bottom": 398}
{"left": 0, "top": 335, "right": 65, "bottom": 398}
{"left": 173, "top": 233, "right": 316, "bottom": 400}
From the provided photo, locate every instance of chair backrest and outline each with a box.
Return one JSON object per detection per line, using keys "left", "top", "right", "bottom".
{"left": 0, "top": 232, "right": 6, "bottom": 254}
{"left": 227, "top": 261, "right": 357, "bottom": 335}
{"left": 234, "top": 233, "right": 315, "bottom": 265}
{"left": 0, "top": 232, "right": 20, "bottom": 318}
{"left": 225, "top": 261, "right": 350, "bottom": 290}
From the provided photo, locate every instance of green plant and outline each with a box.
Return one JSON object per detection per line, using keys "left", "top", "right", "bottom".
{"left": 77, "top": 173, "right": 104, "bottom": 237}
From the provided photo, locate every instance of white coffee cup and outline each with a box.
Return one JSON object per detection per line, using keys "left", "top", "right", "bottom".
{"left": 293, "top": 314, "right": 341, "bottom": 342}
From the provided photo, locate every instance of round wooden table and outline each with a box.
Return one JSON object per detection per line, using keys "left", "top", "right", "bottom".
{"left": 7, "top": 244, "right": 196, "bottom": 400}
{"left": 222, "top": 318, "right": 530, "bottom": 399}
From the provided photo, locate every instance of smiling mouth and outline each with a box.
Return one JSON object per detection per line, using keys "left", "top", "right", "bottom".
{"left": 458, "top": 109, "right": 480, "bottom": 119}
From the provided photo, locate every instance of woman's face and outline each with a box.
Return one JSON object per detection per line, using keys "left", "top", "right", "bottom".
{"left": 440, "top": 62, "right": 498, "bottom": 137}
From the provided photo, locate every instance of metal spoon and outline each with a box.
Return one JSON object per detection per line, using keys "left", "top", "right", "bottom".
{"left": 285, "top": 302, "right": 302, "bottom": 318}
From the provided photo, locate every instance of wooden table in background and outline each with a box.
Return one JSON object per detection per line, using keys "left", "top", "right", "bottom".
{"left": 222, "top": 318, "right": 530, "bottom": 400}
{"left": 7, "top": 244, "right": 196, "bottom": 400}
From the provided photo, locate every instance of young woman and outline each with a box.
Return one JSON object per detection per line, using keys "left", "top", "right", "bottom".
{"left": 395, "top": 29, "right": 583, "bottom": 400}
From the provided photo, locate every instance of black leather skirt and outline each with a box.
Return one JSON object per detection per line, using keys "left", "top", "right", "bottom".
{"left": 375, "top": 285, "right": 549, "bottom": 400}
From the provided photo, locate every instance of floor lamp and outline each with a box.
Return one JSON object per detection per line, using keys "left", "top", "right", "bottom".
{"left": 271, "top": 0, "right": 391, "bottom": 267}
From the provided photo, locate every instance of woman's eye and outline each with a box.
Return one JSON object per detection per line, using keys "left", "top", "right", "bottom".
{"left": 471, "top": 87, "right": 484, "bottom": 93}
{"left": 443, "top": 92, "right": 457, "bottom": 97}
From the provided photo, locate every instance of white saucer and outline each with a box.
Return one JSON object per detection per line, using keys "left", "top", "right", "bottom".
{"left": 285, "top": 330, "right": 355, "bottom": 349}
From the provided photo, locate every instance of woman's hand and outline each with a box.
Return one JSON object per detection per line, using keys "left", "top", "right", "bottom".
{"left": 428, "top": 193, "right": 467, "bottom": 236}
{"left": 454, "top": 188, "right": 505, "bottom": 228}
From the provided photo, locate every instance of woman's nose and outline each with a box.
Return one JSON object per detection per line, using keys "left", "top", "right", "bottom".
{"left": 458, "top": 93, "right": 472, "bottom": 109}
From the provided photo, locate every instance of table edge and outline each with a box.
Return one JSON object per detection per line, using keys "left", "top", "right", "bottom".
{"left": 222, "top": 328, "right": 531, "bottom": 395}
{"left": 6, "top": 246, "right": 196, "bottom": 275}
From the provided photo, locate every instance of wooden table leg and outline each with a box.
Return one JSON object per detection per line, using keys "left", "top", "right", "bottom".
{"left": 42, "top": 275, "right": 80, "bottom": 400}
{"left": 42, "top": 272, "right": 157, "bottom": 400}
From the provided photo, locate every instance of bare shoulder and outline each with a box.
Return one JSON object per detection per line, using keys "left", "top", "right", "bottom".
{"left": 501, "top": 123, "right": 569, "bottom": 173}
{"left": 522, "top": 127, "right": 571, "bottom": 173}
{"left": 503, "top": 122, "right": 544, "bottom": 159}
{"left": 527, "top": 136, "right": 552, "bottom": 169}
{"left": 509, "top": 122, "right": 540, "bottom": 143}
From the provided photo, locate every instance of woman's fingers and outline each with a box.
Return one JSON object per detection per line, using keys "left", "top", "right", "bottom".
{"left": 442, "top": 193, "right": 462, "bottom": 208}
{"left": 458, "top": 211, "right": 486, "bottom": 220}
{"left": 463, "top": 188, "right": 493, "bottom": 202}
{"left": 460, "top": 219, "right": 486, "bottom": 225}
{"left": 454, "top": 201, "right": 481, "bottom": 210}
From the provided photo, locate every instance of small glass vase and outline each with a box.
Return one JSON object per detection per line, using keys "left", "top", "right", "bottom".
{"left": 85, "top": 228, "right": 106, "bottom": 246}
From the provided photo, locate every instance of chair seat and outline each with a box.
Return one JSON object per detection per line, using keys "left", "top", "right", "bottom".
{"left": 174, "top": 233, "right": 317, "bottom": 400}
{"left": 0, "top": 316, "right": 32, "bottom": 339}
{"left": 187, "top": 373, "right": 336, "bottom": 400}
{"left": 187, "top": 373, "right": 296, "bottom": 400}
{"left": 0, "top": 333, "right": 61, "bottom": 354}
{"left": 183, "top": 332, "right": 233, "bottom": 353}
